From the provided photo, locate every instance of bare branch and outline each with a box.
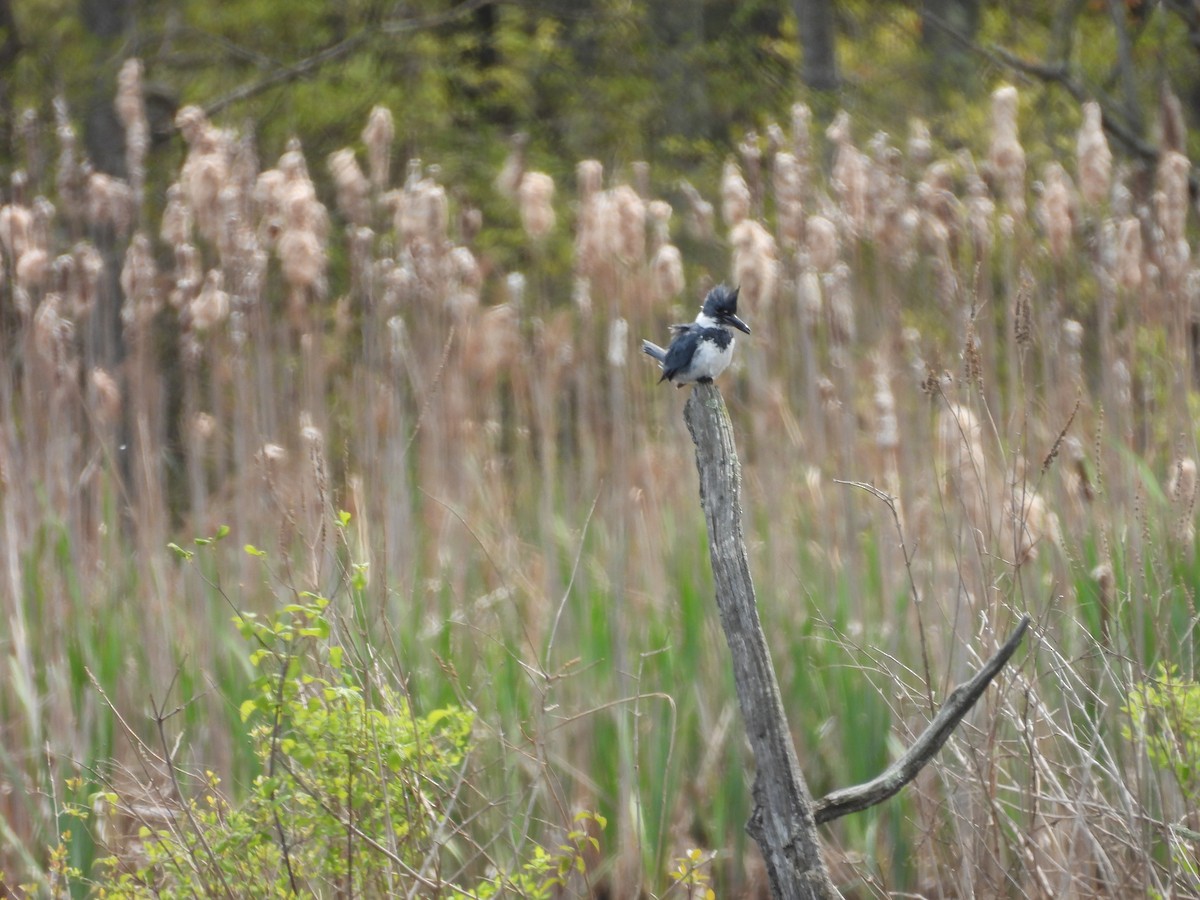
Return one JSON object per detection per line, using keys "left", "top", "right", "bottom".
{"left": 202, "top": 0, "right": 494, "bottom": 119}
{"left": 814, "top": 615, "right": 1030, "bottom": 823}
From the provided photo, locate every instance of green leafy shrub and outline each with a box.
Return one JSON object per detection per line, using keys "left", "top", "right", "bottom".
{"left": 56, "top": 531, "right": 601, "bottom": 898}
{"left": 1124, "top": 663, "right": 1200, "bottom": 805}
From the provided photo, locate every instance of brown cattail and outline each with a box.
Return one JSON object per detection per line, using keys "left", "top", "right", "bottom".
{"left": 446, "top": 245, "right": 482, "bottom": 319}
{"left": 650, "top": 243, "right": 685, "bottom": 303}
{"left": 1156, "top": 151, "right": 1190, "bottom": 246}
{"left": 161, "top": 182, "right": 193, "bottom": 247}
{"left": 1116, "top": 217, "right": 1144, "bottom": 293}
{"left": 797, "top": 268, "right": 821, "bottom": 330}
{"left": 772, "top": 150, "right": 805, "bottom": 249}
{"left": 495, "top": 132, "right": 529, "bottom": 200}
{"left": 1038, "top": 162, "right": 1074, "bottom": 262}
{"left": 115, "top": 58, "right": 148, "bottom": 203}
{"left": 176, "top": 105, "right": 229, "bottom": 244}
{"left": 828, "top": 113, "right": 868, "bottom": 237}
{"left": 720, "top": 159, "right": 751, "bottom": 228}
{"left": 15, "top": 247, "right": 48, "bottom": 294}
{"left": 120, "top": 232, "right": 158, "bottom": 330}
{"left": 805, "top": 215, "right": 839, "bottom": 272}
{"left": 327, "top": 148, "right": 371, "bottom": 226}
{"left": 1159, "top": 83, "right": 1187, "bottom": 156}
{"left": 731, "top": 219, "right": 778, "bottom": 311}
{"left": 517, "top": 171, "right": 556, "bottom": 241}
{"left": 90, "top": 367, "right": 122, "bottom": 426}
{"left": 189, "top": 269, "right": 229, "bottom": 333}
{"left": 1168, "top": 457, "right": 1197, "bottom": 545}
{"left": 1076, "top": 101, "right": 1111, "bottom": 208}
{"left": 86, "top": 172, "right": 134, "bottom": 233}
{"left": 278, "top": 227, "right": 326, "bottom": 299}
{"left": 826, "top": 261, "right": 855, "bottom": 364}
{"left": 907, "top": 118, "right": 933, "bottom": 171}
{"left": 361, "top": 106, "right": 395, "bottom": 191}
{"left": 989, "top": 85, "right": 1026, "bottom": 216}
{"left": 0, "top": 201, "right": 32, "bottom": 261}
{"left": 612, "top": 184, "right": 645, "bottom": 264}
{"left": 679, "top": 180, "right": 715, "bottom": 241}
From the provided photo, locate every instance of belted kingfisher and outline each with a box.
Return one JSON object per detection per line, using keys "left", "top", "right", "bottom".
{"left": 642, "top": 285, "right": 750, "bottom": 386}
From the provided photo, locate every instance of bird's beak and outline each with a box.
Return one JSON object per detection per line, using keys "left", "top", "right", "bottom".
{"left": 726, "top": 314, "right": 751, "bottom": 334}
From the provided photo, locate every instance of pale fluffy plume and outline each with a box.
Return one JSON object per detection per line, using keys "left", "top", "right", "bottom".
{"left": 612, "top": 184, "right": 646, "bottom": 264}
{"left": 679, "top": 180, "right": 715, "bottom": 241}
{"left": 1037, "top": 162, "right": 1074, "bottom": 262}
{"left": 327, "top": 148, "right": 371, "bottom": 226}
{"left": 720, "top": 159, "right": 751, "bottom": 228}
{"left": 90, "top": 367, "right": 122, "bottom": 426}
{"left": 161, "top": 183, "right": 193, "bottom": 246}
{"left": 937, "top": 402, "right": 987, "bottom": 511}
{"left": 772, "top": 150, "right": 805, "bottom": 248}
{"left": 517, "top": 171, "right": 556, "bottom": 240}
{"left": 87, "top": 172, "right": 134, "bottom": 233}
{"left": 1076, "top": 102, "right": 1111, "bottom": 208}
{"left": 445, "top": 245, "right": 482, "bottom": 319}
{"left": 1156, "top": 151, "right": 1190, "bottom": 245}
{"left": 651, "top": 244, "right": 684, "bottom": 303}
{"left": 189, "top": 269, "right": 230, "bottom": 333}
{"left": 115, "top": 58, "right": 148, "bottom": 198}
{"left": 731, "top": 219, "right": 778, "bottom": 311}
{"left": 120, "top": 232, "right": 159, "bottom": 330}
{"left": 907, "top": 118, "right": 933, "bottom": 170}
{"left": 176, "top": 105, "right": 229, "bottom": 244}
{"left": 828, "top": 111, "right": 869, "bottom": 236}
{"left": 805, "top": 215, "right": 839, "bottom": 272}
{"left": 278, "top": 227, "right": 326, "bottom": 298}
{"left": 0, "top": 202, "right": 32, "bottom": 260}
{"left": 361, "top": 106, "right": 395, "bottom": 191}
{"left": 1116, "top": 217, "right": 1143, "bottom": 292}
{"left": 465, "top": 303, "right": 520, "bottom": 386}
{"left": 15, "top": 247, "right": 48, "bottom": 293}
{"left": 988, "top": 85, "right": 1026, "bottom": 216}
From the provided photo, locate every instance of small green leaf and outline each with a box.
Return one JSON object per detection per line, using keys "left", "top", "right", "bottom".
{"left": 239, "top": 699, "right": 258, "bottom": 722}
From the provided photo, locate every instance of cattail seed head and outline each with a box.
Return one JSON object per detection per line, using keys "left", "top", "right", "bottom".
{"left": 1038, "top": 162, "right": 1074, "bottom": 262}
{"left": 1116, "top": 216, "right": 1143, "bottom": 293}
{"left": 362, "top": 106, "right": 395, "bottom": 191}
{"left": 731, "top": 218, "right": 778, "bottom": 311}
{"left": 679, "top": 180, "right": 715, "bottom": 241}
{"left": 650, "top": 243, "right": 685, "bottom": 303}
{"left": 720, "top": 159, "right": 751, "bottom": 228}
{"left": 806, "top": 215, "right": 839, "bottom": 272}
{"left": 1156, "top": 151, "right": 1190, "bottom": 245}
{"left": 1076, "top": 102, "right": 1111, "bottom": 208}
{"left": 612, "top": 184, "right": 645, "bottom": 264}
{"left": 989, "top": 85, "right": 1026, "bottom": 216}
{"left": 327, "top": 148, "right": 371, "bottom": 226}
{"left": 189, "top": 269, "right": 229, "bottom": 333}
{"left": 517, "top": 171, "right": 556, "bottom": 240}
{"left": 90, "top": 367, "right": 122, "bottom": 425}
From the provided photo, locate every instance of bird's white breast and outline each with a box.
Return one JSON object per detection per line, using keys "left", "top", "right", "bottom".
{"left": 685, "top": 335, "right": 735, "bottom": 381}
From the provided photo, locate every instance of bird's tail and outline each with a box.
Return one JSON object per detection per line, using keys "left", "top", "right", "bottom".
{"left": 641, "top": 340, "right": 667, "bottom": 365}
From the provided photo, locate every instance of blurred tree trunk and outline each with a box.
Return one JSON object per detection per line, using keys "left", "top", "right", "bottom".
{"left": 792, "top": 0, "right": 839, "bottom": 91}
{"left": 648, "top": 1, "right": 710, "bottom": 138}
{"left": 79, "top": 0, "right": 132, "bottom": 382}
{"left": 921, "top": 0, "right": 981, "bottom": 86}
{"left": 0, "top": 0, "right": 19, "bottom": 162}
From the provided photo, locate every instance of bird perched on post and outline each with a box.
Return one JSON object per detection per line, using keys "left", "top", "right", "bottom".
{"left": 642, "top": 284, "right": 750, "bottom": 387}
